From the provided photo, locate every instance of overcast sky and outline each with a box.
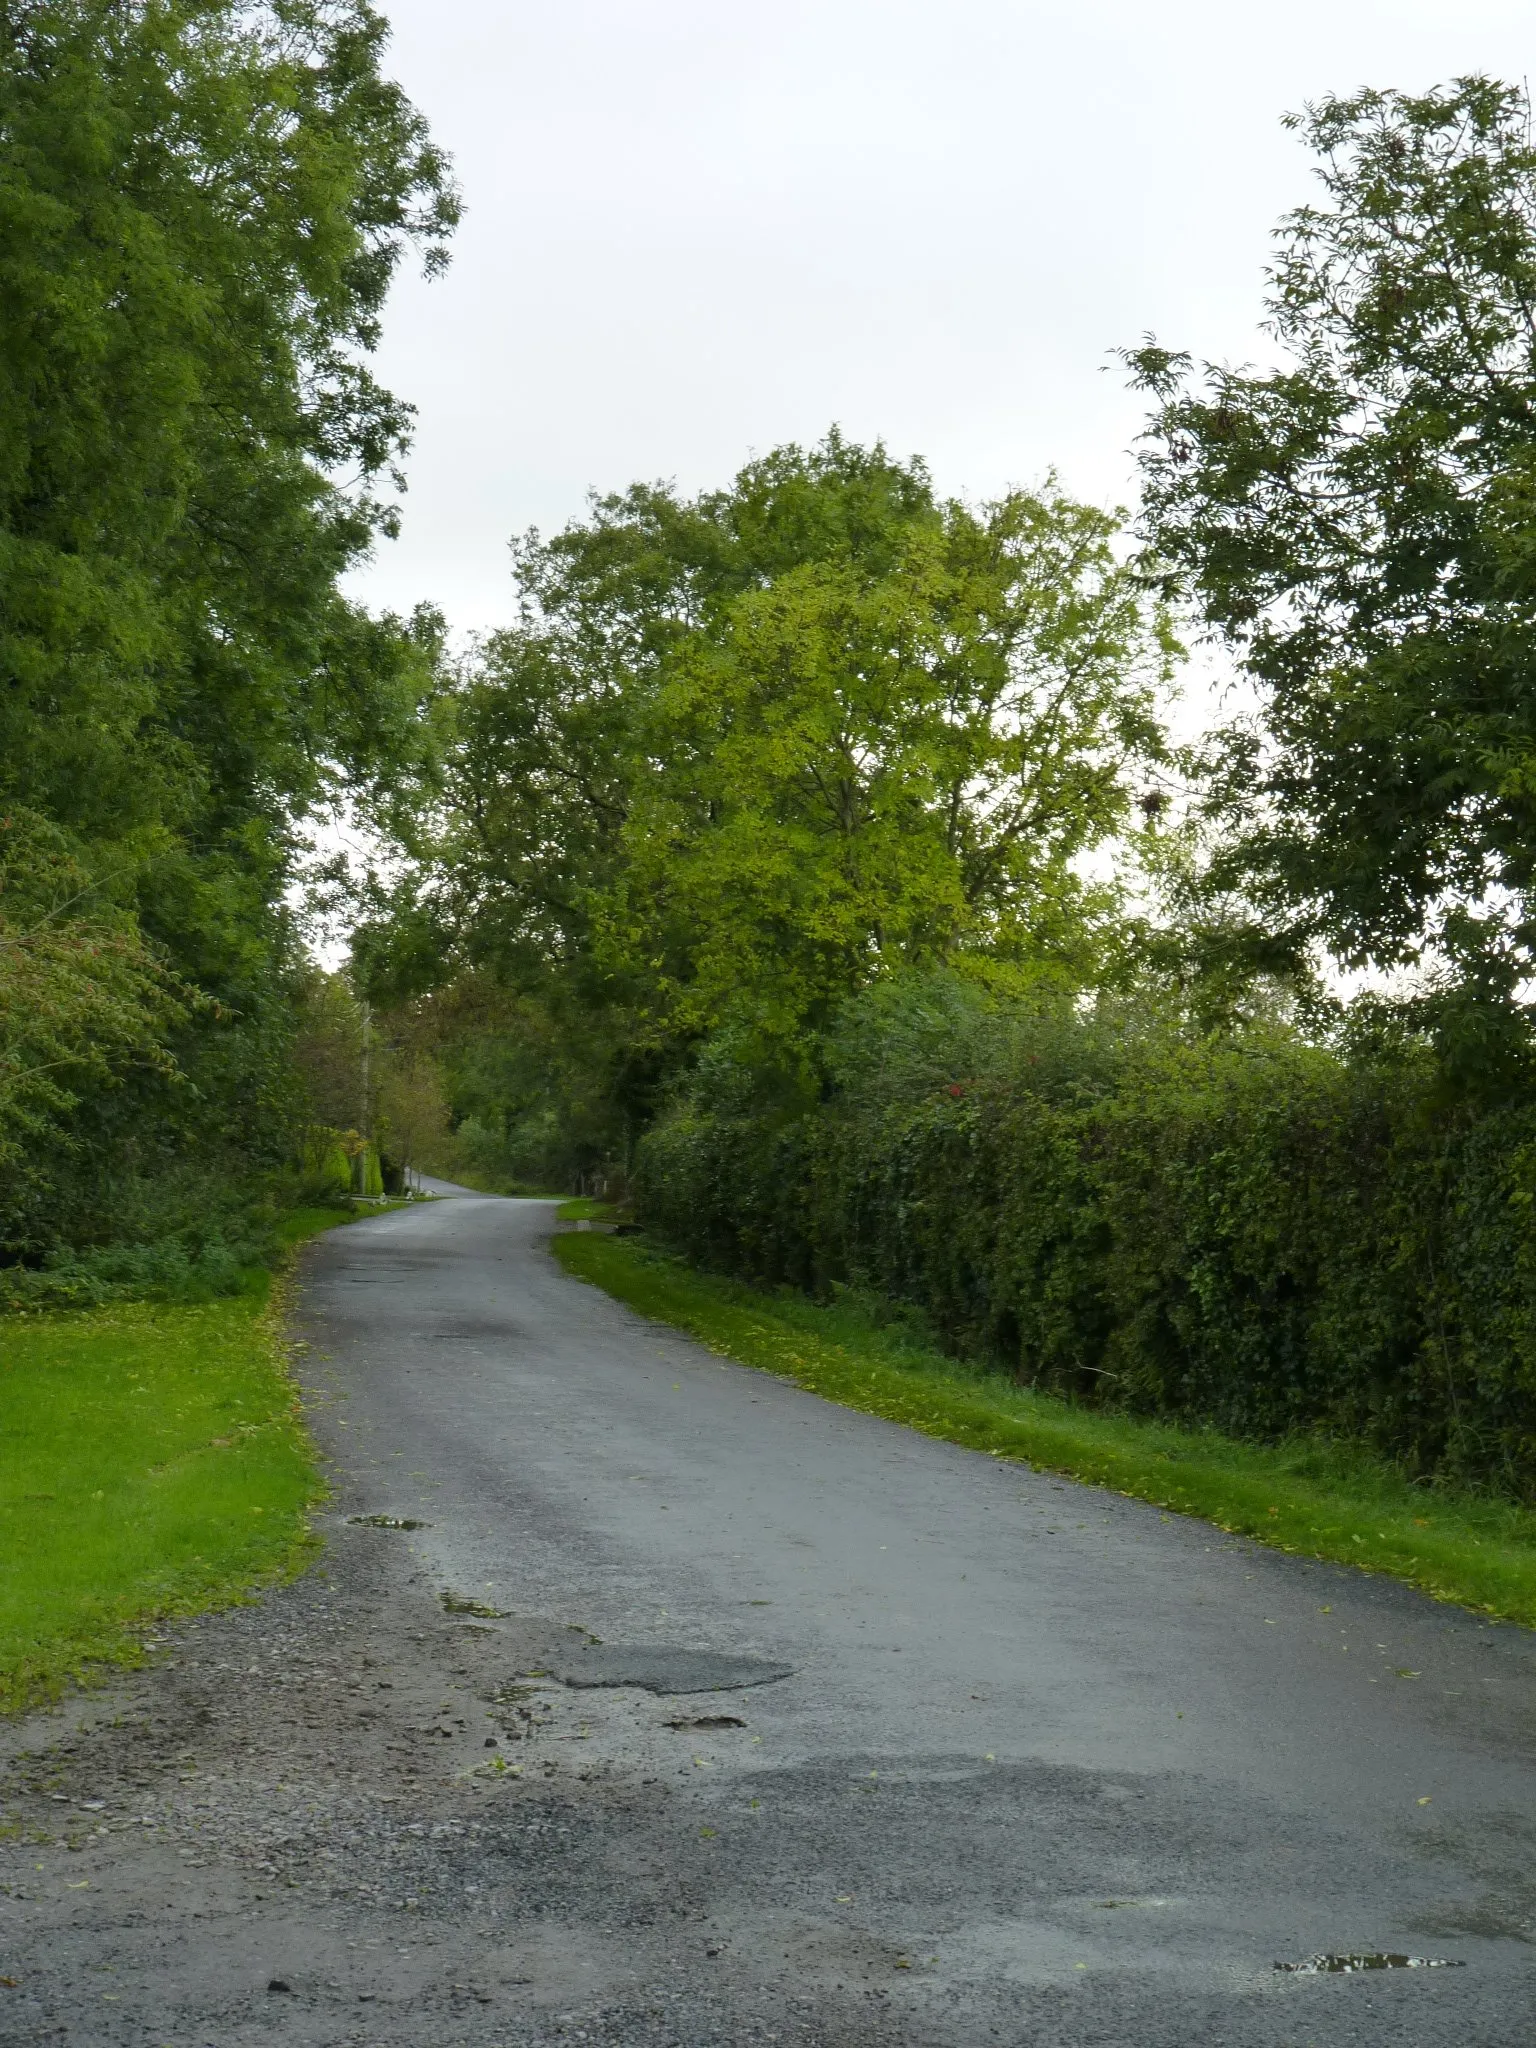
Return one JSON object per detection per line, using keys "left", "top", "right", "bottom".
{"left": 345, "top": 0, "right": 1536, "bottom": 636}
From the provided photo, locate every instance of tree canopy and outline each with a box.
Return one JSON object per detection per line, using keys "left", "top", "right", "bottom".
{"left": 1127, "top": 77, "right": 1536, "bottom": 1069}
{"left": 16, "top": 16, "right": 1536, "bottom": 1251}
{"left": 0, "top": 0, "right": 456, "bottom": 1250}
{"left": 365, "top": 436, "right": 1176, "bottom": 1076}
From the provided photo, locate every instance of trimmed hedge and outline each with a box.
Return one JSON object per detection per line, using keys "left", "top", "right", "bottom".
{"left": 635, "top": 1003, "right": 1536, "bottom": 1494}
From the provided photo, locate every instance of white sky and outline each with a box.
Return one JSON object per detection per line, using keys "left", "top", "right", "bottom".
{"left": 346, "top": 0, "right": 1535, "bottom": 637}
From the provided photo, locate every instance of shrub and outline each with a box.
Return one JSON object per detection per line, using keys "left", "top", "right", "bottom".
{"left": 635, "top": 984, "right": 1536, "bottom": 1494}
{"left": 293, "top": 1130, "right": 353, "bottom": 1206}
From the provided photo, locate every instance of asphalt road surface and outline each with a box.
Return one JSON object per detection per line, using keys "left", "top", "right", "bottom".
{"left": 4, "top": 1189, "right": 1536, "bottom": 2046}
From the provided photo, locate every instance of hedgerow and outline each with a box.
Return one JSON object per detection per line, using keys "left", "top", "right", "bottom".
{"left": 635, "top": 984, "right": 1536, "bottom": 1495}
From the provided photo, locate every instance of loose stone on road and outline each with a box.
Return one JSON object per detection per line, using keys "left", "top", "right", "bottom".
{"left": 3, "top": 1189, "right": 1535, "bottom": 2044}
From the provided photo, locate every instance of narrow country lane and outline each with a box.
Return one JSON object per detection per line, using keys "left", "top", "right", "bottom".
{"left": 4, "top": 1189, "right": 1536, "bottom": 2047}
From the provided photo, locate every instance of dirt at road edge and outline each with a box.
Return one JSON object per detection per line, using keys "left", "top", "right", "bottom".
{"left": 0, "top": 1517, "right": 892, "bottom": 2047}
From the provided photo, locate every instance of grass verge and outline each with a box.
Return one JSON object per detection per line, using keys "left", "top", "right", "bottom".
{"left": 0, "top": 1205, "right": 365, "bottom": 1715}
{"left": 552, "top": 1231, "right": 1536, "bottom": 1628}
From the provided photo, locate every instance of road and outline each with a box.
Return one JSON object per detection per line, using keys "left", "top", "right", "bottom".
{"left": 3, "top": 1189, "right": 1536, "bottom": 2045}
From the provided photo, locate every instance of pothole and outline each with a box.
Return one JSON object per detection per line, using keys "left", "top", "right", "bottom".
{"left": 664, "top": 1715, "right": 747, "bottom": 1730}
{"left": 539, "top": 1646, "right": 793, "bottom": 1694}
{"left": 1276, "top": 1954, "right": 1464, "bottom": 1974}
{"left": 441, "top": 1595, "right": 504, "bottom": 1618}
{"left": 349, "top": 1516, "right": 431, "bottom": 1530}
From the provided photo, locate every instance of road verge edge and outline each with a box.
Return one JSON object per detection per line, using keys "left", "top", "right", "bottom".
{"left": 552, "top": 1231, "right": 1536, "bottom": 1628}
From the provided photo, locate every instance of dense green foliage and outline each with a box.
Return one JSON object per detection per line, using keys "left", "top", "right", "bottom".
{"left": 0, "top": 812, "right": 184, "bottom": 1172}
{"left": 360, "top": 435, "right": 1175, "bottom": 1169}
{"left": 348, "top": 76, "right": 1536, "bottom": 1508}
{"left": 16, "top": 11, "right": 1536, "bottom": 1540}
{"left": 0, "top": 0, "right": 455, "bottom": 1280}
{"left": 636, "top": 977, "right": 1536, "bottom": 1495}
{"left": 1128, "top": 79, "right": 1536, "bottom": 1074}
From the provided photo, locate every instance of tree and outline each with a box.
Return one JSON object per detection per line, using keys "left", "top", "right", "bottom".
{"left": 1127, "top": 78, "right": 1536, "bottom": 1071}
{"left": 0, "top": 1, "right": 457, "bottom": 1253}
{"left": 1, "top": 2, "right": 456, "bottom": 864}
{"left": 607, "top": 484, "right": 1175, "bottom": 1046}
{"left": 369, "top": 436, "right": 1176, "bottom": 1068}
{"left": 0, "top": 811, "right": 184, "bottom": 1181}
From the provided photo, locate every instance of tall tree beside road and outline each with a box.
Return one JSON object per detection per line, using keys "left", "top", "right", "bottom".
{"left": 368, "top": 438, "right": 1177, "bottom": 1073}
{"left": 0, "top": 0, "right": 456, "bottom": 1253}
{"left": 1127, "top": 79, "right": 1536, "bottom": 1077}
{"left": 607, "top": 480, "right": 1176, "bottom": 1050}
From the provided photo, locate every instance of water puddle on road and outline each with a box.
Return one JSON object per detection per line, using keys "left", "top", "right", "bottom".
{"left": 1276, "top": 1954, "right": 1464, "bottom": 1974}
{"left": 348, "top": 1515, "right": 431, "bottom": 1530}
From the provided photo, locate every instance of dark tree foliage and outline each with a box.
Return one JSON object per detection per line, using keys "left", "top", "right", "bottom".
{"left": 1127, "top": 79, "right": 1536, "bottom": 1077}
{"left": 0, "top": 0, "right": 456, "bottom": 1259}
{"left": 638, "top": 974, "right": 1536, "bottom": 1496}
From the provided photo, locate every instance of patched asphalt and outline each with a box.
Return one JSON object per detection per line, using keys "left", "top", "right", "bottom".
{"left": 3, "top": 1188, "right": 1535, "bottom": 2045}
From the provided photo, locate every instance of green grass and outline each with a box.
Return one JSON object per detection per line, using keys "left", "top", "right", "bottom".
{"left": 555, "top": 1196, "right": 625, "bottom": 1222}
{"left": 0, "top": 1205, "right": 365, "bottom": 1714}
{"left": 274, "top": 1198, "right": 412, "bottom": 1247}
{"left": 553, "top": 1232, "right": 1536, "bottom": 1628}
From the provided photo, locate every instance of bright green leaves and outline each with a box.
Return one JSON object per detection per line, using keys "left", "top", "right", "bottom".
{"left": 605, "top": 487, "right": 1174, "bottom": 1045}
{"left": 0, "top": 811, "right": 188, "bottom": 1174}
{"left": 609, "top": 539, "right": 975, "bottom": 1042}
{"left": 0, "top": 0, "right": 458, "bottom": 861}
{"left": 395, "top": 439, "right": 1176, "bottom": 1062}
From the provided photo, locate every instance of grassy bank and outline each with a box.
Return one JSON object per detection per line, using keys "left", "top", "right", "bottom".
{"left": 0, "top": 1206, "right": 363, "bottom": 1714}
{"left": 553, "top": 1231, "right": 1536, "bottom": 1628}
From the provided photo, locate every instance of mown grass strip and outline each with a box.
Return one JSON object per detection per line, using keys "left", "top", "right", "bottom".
{"left": 552, "top": 1231, "right": 1536, "bottom": 1627}
{"left": 555, "top": 1196, "right": 624, "bottom": 1222}
{"left": 0, "top": 1206, "right": 363, "bottom": 1714}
